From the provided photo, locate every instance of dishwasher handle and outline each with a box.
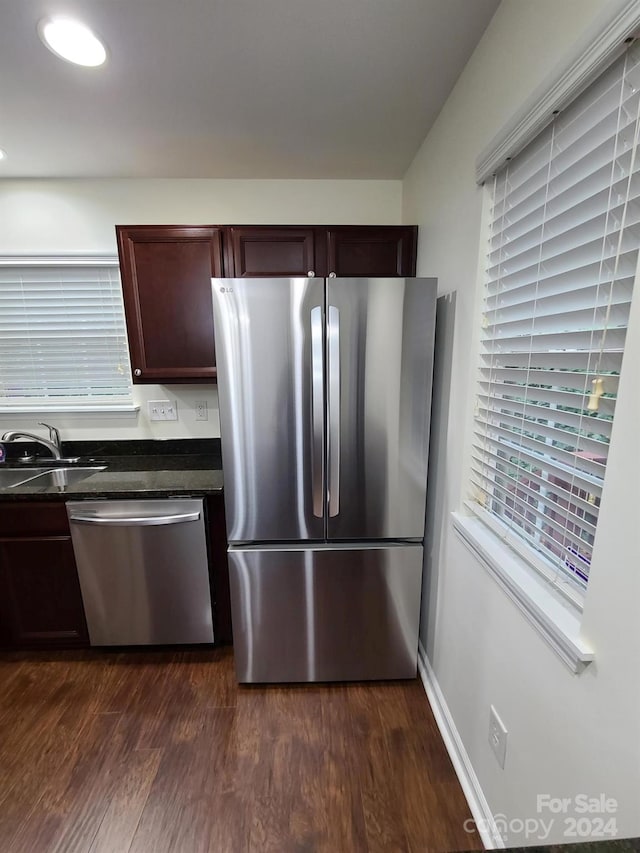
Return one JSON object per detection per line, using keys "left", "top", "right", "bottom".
{"left": 68, "top": 511, "right": 200, "bottom": 526}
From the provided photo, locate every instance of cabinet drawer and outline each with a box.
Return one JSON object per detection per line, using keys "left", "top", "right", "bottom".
{"left": 0, "top": 501, "right": 70, "bottom": 538}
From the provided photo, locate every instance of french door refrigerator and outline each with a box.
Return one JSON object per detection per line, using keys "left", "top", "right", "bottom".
{"left": 212, "top": 276, "right": 436, "bottom": 683}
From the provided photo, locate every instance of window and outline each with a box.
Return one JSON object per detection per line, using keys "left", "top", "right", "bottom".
{"left": 471, "top": 42, "right": 640, "bottom": 594}
{"left": 0, "top": 258, "right": 133, "bottom": 410}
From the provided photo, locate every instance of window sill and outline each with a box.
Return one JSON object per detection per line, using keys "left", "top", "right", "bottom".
{"left": 0, "top": 405, "right": 140, "bottom": 418}
{"left": 451, "top": 511, "right": 594, "bottom": 673}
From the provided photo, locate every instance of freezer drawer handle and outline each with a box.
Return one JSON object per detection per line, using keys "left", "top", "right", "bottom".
{"left": 327, "top": 304, "right": 340, "bottom": 517}
{"left": 69, "top": 511, "right": 201, "bottom": 526}
{"left": 310, "top": 306, "right": 324, "bottom": 518}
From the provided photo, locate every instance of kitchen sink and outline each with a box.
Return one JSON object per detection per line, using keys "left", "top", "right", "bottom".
{"left": 15, "top": 466, "right": 106, "bottom": 488}
{"left": 0, "top": 468, "right": 50, "bottom": 487}
{"left": 0, "top": 466, "right": 106, "bottom": 489}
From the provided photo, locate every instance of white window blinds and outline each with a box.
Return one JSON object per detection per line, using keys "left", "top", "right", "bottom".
{"left": 472, "top": 42, "right": 640, "bottom": 591}
{"left": 0, "top": 260, "right": 133, "bottom": 409}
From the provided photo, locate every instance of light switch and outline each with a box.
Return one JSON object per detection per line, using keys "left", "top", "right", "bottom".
{"left": 148, "top": 400, "right": 178, "bottom": 421}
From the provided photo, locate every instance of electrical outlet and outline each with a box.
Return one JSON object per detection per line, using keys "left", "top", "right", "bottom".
{"left": 488, "top": 705, "right": 508, "bottom": 768}
{"left": 148, "top": 400, "right": 178, "bottom": 421}
{"left": 195, "top": 400, "right": 208, "bottom": 421}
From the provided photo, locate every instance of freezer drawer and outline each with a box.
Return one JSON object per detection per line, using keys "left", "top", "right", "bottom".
{"left": 67, "top": 499, "right": 214, "bottom": 646}
{"left": 229, "top": 544, "right": 422, "bottom": 682}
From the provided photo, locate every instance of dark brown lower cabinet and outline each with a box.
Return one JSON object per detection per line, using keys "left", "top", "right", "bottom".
{"left": 206, "top": 495, "right": 232, "bottom": 645}
{"left": 0, "top": 502, "right": 88, "bottom": 649}
{"left": 0, "top": 498, "right": 231, "bottom": 651}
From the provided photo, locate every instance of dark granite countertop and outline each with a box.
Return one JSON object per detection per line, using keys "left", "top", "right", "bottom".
{"left": 500, "top": 841, "right": 640, "bottom": 853}
{"left": 0, "top": 439, "right": 223, "bottom": 502}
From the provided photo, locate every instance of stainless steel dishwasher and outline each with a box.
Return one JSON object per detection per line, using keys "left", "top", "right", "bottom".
{"left": 66, "top": 499, "right": 214, "bottom": 645}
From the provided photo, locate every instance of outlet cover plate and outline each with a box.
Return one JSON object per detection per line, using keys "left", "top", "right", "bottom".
{"left": 489, "top": 705, "right": 508, "bottom": 769}
{"left": 195, "top": 400, "right": 208, "bottom": 421}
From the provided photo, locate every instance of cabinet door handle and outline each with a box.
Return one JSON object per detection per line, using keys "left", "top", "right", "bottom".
{"left": 329, "top": 272, "right": 337, "bottom": 278}
{"left": 307, "top": 270, "right": 315, "bottom": 277}
{"left": 134, "top": 368, "right": 142, "bottom": 377}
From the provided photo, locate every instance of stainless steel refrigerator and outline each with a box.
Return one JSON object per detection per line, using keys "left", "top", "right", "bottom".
{"left": 211, "top": 276, "right": 437, "bottom": 683}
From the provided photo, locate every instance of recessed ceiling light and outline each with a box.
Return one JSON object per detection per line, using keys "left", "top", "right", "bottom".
{"left": 37, "top": 17, "right": 107, "bottom": 67}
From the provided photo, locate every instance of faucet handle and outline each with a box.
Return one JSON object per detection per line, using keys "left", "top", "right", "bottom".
{"left": 38, "top": 422, "right": 61, "bottom": 449}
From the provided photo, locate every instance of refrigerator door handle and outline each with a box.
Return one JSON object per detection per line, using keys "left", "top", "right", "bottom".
{"left": 310, "top": 306, "right": 324, "bottom": 517}
{"left": 327, "top": 305, "right": 340, "bottom": 517}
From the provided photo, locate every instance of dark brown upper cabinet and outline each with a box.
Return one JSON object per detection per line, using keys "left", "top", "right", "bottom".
{"left": 228, "top": 225, "right": 417, "bottom": 279}
{"left": 228, "top": 227, "right": 318, "bottom": 277}
{"left": 116, "top": 224, "right": 417, "bottom": 384}
{"left": 116, "top": 225, "right": 224, "bottom": 383}
{"left": 325, "top": 226, "right": 417, "bottom": 277}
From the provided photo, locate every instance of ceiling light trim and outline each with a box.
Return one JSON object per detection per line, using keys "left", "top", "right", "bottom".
{"left": 37, "top": 17, "right": 108, "bottom": 68}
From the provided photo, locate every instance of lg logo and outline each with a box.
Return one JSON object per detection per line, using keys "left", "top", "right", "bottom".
{"left": 219, "top": 287, "right": 234, "bottom": 293}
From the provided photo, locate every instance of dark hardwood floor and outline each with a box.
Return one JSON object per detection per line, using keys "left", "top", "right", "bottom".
{"left": 0, "top": 648, "right": 482, "bottom": 852}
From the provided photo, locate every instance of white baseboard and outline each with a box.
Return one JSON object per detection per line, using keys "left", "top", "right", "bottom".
{"left": 417, "top": 641, "right": 505, "bottom": 849}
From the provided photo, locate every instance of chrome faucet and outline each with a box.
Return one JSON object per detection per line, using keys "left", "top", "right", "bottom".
{"left": 39, "top": 422, "right": 61, "bottom": 451}
{"left": 1, "top": 422, "right": 62, "bottom": 459}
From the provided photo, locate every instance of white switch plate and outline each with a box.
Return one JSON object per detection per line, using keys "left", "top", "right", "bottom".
{"left": 148, "top": 400, "right": 178, "bottom": 421}
{"left": 489, "top": 705, "right": 508, "bottom": 769}
{"left": 195, "top": 400, "right": 208, "bottom": 421}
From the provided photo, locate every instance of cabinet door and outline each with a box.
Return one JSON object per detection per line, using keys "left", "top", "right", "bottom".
{"left": 116, "top": 225, "right": 224, "bottom": 382}
{"left": 326, "top": 226, "right": 417, "bottom": 277}
{"left": 229, "top": 227, "right": 320, "bottom": 277}
{"left": 0, "top": 538, "right": 89, "bottom": 648}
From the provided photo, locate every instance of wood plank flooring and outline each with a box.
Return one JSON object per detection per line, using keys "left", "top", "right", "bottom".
{"left": 0, "top": 648, "right": 482, "bottom": 853}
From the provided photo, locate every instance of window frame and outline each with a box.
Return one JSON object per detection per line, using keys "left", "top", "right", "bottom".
{"left": 0, "top": 255, "right": 137, "bottom": 415}
{"left": 454, "top": 182, "right": 600, "bottom": 672}
{"left": 458, "top": 36, "right": 640, "bottom": 671}
{"left": 466, "top": 42, "right": 640, "bottom": 607}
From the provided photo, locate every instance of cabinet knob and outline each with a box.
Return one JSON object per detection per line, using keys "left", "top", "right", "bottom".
{"left": 134, "top": 368, "right": 142, "bottom": 377}
{"left": 329, "top": 272, "right": 337, "bottom": 278}
{"left": 307, "top": 270, "right": 315, "bottom": 277}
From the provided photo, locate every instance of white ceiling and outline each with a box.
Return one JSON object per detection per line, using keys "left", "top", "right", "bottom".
{"left": 0, "top": 0, "right": 500, "bottom": 179}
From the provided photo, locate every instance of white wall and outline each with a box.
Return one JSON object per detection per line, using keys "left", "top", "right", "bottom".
{"left": 0, "top": 178, "right": 401, "bottom": 441}
{"left": 403, "top": 0, "right": 640, "bottom": 844}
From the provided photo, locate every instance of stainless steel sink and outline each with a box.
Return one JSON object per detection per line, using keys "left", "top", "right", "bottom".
{"left": 15, "top": 466, "right": 106, "bottom": 488}
{"left": 0, "top": 466, "right": 106, "bottom": 489}
{"left": 0, "top": 467, "right": 49, "bottom": 487}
